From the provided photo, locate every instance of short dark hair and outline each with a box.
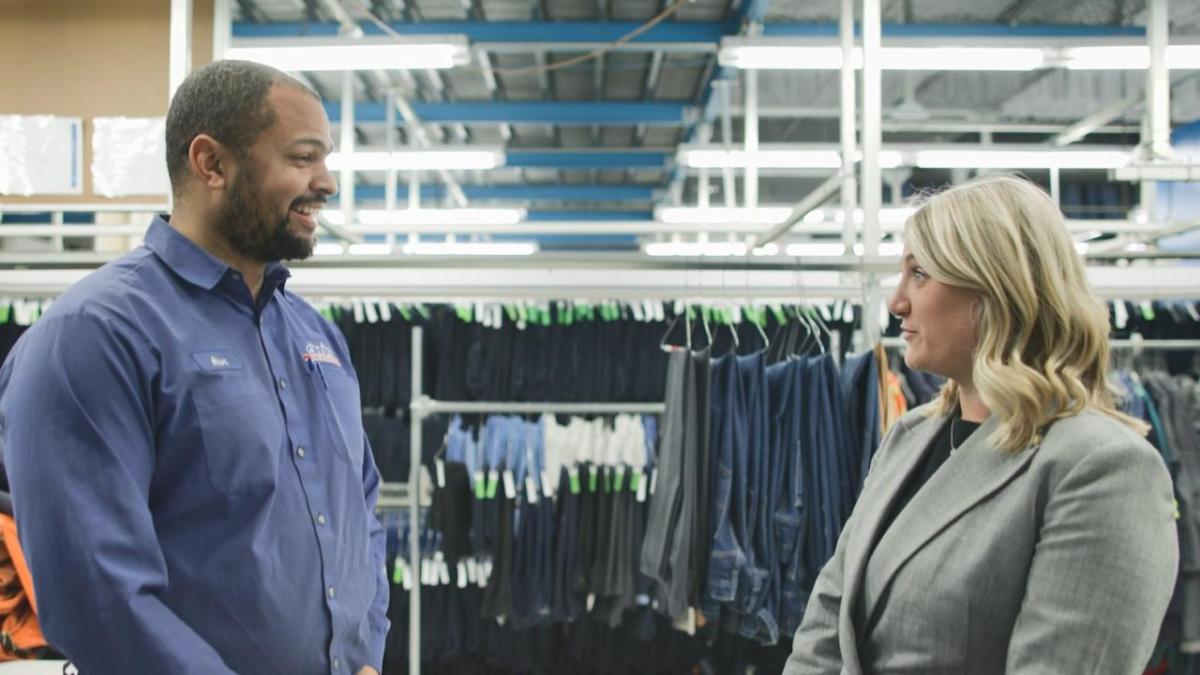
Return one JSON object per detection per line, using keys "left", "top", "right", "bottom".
{"left": 165, "top": 60, "right": 320, "bottom": 197}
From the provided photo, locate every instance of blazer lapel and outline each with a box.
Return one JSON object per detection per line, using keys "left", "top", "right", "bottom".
{"left": 860, "top": 413, "right": 1040, "bottom": 627}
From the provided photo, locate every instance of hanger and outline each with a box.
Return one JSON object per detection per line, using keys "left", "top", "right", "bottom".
{"left": 659, "top": 302, "right": 691, "bottom": 352}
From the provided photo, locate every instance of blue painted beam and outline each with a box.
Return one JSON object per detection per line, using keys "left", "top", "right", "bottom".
{"left": 506, "top": 151, "right": 670, "bottom": 169}
{"left": 341, "top": 185, "right": 658, "bottom": 202}
{"left": 236, "top": 21, "right": 1146, "bottom": 42}
{"left": 325, "top": 101, "right": 694, "bottom": 125}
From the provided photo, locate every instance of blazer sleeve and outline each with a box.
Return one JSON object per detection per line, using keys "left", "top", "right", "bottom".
{"left": 1005, "top": 435, "right": 1179, "bottom": 674}
{"left": 783, "top": 412, "right": 907, "bottom": 674}
{"left": 782, "top": 504, "right": 855, "bottom": 674}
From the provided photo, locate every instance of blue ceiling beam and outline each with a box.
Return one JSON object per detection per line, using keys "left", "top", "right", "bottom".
{"left": 342, "top": 185, "right": 658, "bottom": 202}
{"left": 236, "top": 21, "right": 1145, "bottom": 42}
{"left": 506, "top": 150, "right": 670, "bottom": 169}
{"left": 325, "top": 101, "right": 695, "bottom": 125}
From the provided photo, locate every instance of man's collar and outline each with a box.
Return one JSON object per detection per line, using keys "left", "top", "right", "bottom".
{"left": 144, "top": 215, "right": 292, "bottom": 294}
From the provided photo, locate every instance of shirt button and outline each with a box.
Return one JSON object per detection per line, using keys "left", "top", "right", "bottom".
{"left": 333, "top": 658, "right": 340, "bottom": 670}
{"left": 316, "top": 513, "right": 327, "bottom": 526}
{"left": 327, "top": 586, "right": 336, "bottom": 599}
{"left": 277, "top": 378, "right": 287, "bottom": 391}
{"left": 296, "top": 446, "right": 306, "bottom": 459}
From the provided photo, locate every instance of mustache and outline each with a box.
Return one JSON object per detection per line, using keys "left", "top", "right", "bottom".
{"left": 290, "top": 196, "right": 327, "bottom": 211}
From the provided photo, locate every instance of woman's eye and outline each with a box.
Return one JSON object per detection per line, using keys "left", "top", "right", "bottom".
{"left": 912, "top": 268, "right": 927, "bottom": 280}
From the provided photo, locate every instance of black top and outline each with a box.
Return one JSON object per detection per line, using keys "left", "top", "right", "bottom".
{"left": 878, "top": 416, "right": 982, "bottom": 536}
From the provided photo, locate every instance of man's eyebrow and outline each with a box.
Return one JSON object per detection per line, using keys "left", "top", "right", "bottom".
{"left": 288, "top": 138, "right": 333, "bottom": 154}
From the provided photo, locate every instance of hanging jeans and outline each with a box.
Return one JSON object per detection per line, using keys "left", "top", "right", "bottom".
{"left": 731, "top": 350, "right": 776, "bottom": 644}
{"left": 640, "top": 347, "right": 710, "bottom": 619}
{"left": 777, "top": 358, "right": 810, "bottom": 636}
{"left": 700, "top": 352, "right": 748, "bottom": 620}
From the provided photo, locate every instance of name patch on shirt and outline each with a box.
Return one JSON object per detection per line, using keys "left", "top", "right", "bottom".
{"left": 301, "top": 340, "right": 343, "bottom": 368}
{"left": 191, "top": 349, "right": 243, "bottom": 371}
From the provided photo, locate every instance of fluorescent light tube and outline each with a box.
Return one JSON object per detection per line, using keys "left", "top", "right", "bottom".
{"left": 644, "top": 242, "right": 749, "bottom": 256}
{"left": 401, "top": 241, "right": 537, "bottom": 256}
{"left": 1064, "top": 45, "right": 1200, "bottom": 70}
{"left": 914, "top": 149, "right": 1131, "bottom": 169}
{"left": 225, "top": 36, "right": 470, "bottom": 71}
{"left": 327, "top": 149, "right": 503, "bottom": 171}
{"left": 720, "top": 45, "right": 1042, "bottom": 71}
{"left": 680, "top": 149, "right": 901, "bottom": 170}
{"left": 884, "top": 47, "right": 1044, "bottom": 71}
{"left": 785, "top": 243, "right": 846, "bottom": 256}
{"left": 655, "top": 207, "right": 793, "bottom": 225}
{"left": 323, "top": 208, "right": 525, "bottom": 226}
{"left": 348, "top": 243, "right": 394, "bottom": 255}
{"left": 314, "top": 242, "right": 345, "bottom": 256}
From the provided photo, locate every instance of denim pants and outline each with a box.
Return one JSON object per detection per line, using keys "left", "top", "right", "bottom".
{"left": 700, "top": 352, "right": 748, "bottom": 619}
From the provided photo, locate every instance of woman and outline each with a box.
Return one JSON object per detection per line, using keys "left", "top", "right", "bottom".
{"left": 784, "top": 175, "right": 1178, "bottom": 674}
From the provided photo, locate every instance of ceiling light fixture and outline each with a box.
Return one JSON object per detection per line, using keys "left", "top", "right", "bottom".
{"left": 225, "top": 36, "right": 471, "bottom": 71}
{"left": 644, "top": 242, "right": 749, "bottom": 257}
{"left": 719, "top": 42, "right": 1044, "bottom": 71}
{"left": 401, "top": 241, "right": 538, "bottom": 256}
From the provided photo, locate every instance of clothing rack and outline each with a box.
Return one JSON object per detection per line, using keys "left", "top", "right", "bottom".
{"left": 878, "top": 336, "right": 1200, "bottom": 351}
{"left": 403, "top": 325, "right": 666, "bottom": 675}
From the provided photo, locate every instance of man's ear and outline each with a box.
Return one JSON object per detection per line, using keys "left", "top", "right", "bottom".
{"left": 188, "top": 134, "right": 233, "bottom": 191}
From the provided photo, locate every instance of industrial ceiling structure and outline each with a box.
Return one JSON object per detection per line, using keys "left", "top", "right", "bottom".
{"left": 219, "top": 0, "right": 1200, "bottom": 256}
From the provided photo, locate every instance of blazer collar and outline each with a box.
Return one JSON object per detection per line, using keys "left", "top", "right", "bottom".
{"left": 843, "top": 409, "right": 1040, "bottom": 636}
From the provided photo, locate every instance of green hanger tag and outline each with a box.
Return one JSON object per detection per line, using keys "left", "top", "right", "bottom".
{"left": 398, "top": 305, "right": 412, "bottom": 321}
{"left": 614, "top": 467, "right": 626, "bottom": 492}
{"left": 456, "top": 305, "right": 473, "bottom": 323}
{"left": 569, "top": 469, "right": 581, "bottom": 495}
{"left": 588, "top": 467, "right": 599, "bottom": 493}
{"left": 474, "top": 473, "right": 487, "bottom": 500}
{"left": 629, "top": 470, "right": 642, "bottom": 494}
{"left": 392, "top": 559, "right": 404, "bottom": 585}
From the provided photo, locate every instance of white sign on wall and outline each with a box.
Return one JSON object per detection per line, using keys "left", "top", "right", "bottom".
{"left": 91, "top": 117, "right": 169, "bottom": 197}
{"left": 0, "top": 115, "right": 84, "bottom": 196}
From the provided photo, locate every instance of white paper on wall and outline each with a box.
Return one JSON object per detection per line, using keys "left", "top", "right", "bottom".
{"left": 91, "top": 117, "right": 169, "bottom": 197}
{"left": 0, "top": 115, "right": 84, "bottom": 196}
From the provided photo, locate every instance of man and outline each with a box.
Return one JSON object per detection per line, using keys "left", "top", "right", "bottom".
{"left": 0, "top": 60, "right": 388, "bottom": 674}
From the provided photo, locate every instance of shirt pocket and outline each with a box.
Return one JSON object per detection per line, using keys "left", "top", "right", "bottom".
{"left": 190, "top": 371, "right": 284, "bottom": 494}
{"left": 307, "top": 361, "right": 365, "bottom": 473}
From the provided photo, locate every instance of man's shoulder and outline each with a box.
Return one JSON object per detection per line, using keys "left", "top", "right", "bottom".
{"left": 46, "top": 248, "right": 158, "bottom": 323}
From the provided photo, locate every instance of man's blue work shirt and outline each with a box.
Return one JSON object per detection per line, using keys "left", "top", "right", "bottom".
{"left": 0, "top": 217, "right": 389, "bottom": 674}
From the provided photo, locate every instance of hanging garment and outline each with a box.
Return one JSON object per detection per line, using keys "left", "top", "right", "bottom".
{"left": 640, "top": 347, "right": 711, "bottom": 619}
{"left": 0, "top": 512, "right": 52, "bottom": 660}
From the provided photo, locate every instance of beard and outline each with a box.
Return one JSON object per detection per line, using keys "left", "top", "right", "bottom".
{"left": 216, "top": 162, "right": 318, "bottom": 262}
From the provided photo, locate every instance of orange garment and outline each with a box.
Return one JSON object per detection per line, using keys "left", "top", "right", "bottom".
{"left": 884, "top": 370, "right": 909, "bottom": 425}
{"left": 0, "top": 513, "right": 49, "bottom": 659}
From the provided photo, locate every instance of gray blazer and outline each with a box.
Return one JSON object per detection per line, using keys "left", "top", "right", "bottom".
{"left": 784, "top": 405, "right": 1179, "bottom": 675}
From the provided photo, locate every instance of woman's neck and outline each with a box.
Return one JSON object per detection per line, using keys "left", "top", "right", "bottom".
{"left": 956, "top": 381, "right": 990, "bottom": 423}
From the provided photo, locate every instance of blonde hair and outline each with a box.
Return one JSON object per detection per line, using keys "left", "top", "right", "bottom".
{"left": 904, "top": 175, "right": 1147, "bottom": 452}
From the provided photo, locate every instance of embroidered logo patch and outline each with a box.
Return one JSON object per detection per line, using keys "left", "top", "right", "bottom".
{"left": 302, "top": 340, "right": 343, "bottom": 367}
{"left": 192, "top": 349, "right": 243, "bottom": 371}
